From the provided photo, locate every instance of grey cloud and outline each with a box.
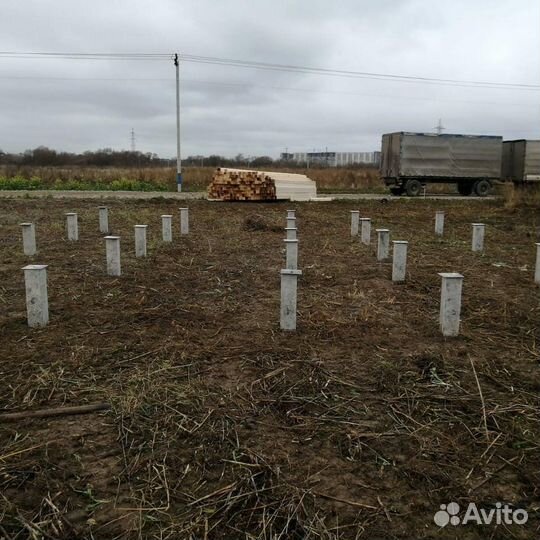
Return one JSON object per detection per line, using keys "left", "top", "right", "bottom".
{"left": 0, "top": 0, "right": 539, "bottom": 157}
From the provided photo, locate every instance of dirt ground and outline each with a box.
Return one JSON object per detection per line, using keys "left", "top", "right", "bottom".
{"left": 0, "top": 198, "right": 539, "bottom": 539}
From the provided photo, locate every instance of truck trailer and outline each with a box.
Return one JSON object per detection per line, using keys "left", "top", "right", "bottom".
{"left": 380, "top": 132, "right": 503, "bottom": 196}
{"left": 502, "top": 139, "right": 540, "bottom": 183}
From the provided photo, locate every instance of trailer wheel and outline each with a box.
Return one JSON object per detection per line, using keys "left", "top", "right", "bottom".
{"left": 404, "top": 179, "right": 422, "bottom": 197}
{"left": 457, "top": 181, "right": 473, "bottom": 196}
{"left": 473, "top": 179, "right": 492, "bottom": 197}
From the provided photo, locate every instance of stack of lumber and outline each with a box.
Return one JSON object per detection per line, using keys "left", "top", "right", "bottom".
{"left": 208, "top": 168, "right": 317, "bottom": 201}
{"left": 208, "top": 168, "right": 276, "bottom": 201}
{"left": 268, "top": 171, "right": 317, "bottom": 201}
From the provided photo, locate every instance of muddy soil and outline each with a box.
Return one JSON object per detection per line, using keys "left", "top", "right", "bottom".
{"left": 0, "top": 198, "right": 538, "bottom": 539}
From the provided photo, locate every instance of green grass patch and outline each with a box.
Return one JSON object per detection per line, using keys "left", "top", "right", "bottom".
{"left": 0, "top": 176, "right": 43, "bottom": 190}
{"left": 0, "top": 176, "right": 168, "bottom": 192}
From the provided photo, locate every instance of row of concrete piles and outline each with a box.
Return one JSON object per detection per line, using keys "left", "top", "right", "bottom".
{"left": 350, "top": 210, "right": 488, "bottom": 255}
{"left": 18, "top": 207, "right": 540, "bottom": 335}
{"left": 349, "top": 209, "right": 540, "bottom": 337}
{"left": 278, "top": 209, "right": 464, "bottom": 336}
{"left": 350, "top": 211, "right": 409, "bottom": 283}
{"left": 21, "top": 206, "right": 190, "bottom": 327}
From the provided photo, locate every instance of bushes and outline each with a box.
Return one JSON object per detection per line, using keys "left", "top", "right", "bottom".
{"left": 0, "top": 174, "right": 168, "bottom": 192}
{"left": 108, "top": 178, "right": 168, "bottom": 192}
{"left": 0, "top": 176, "right": 42, "bottom": 190}
{"left": 502, "top": 182, "right": 540, "bottom": 209}
{"left": 0, "top": 165, "right": 382, "bottom": 193}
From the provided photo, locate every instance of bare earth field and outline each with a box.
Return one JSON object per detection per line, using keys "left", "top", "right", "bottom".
{"left": 0, "top": 198, "right": 539, "bottom": 539}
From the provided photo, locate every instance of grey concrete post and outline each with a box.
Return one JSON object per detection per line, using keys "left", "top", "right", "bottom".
{"left": 472, "top": 223, "right": 485, "bottom": 252}
{"left": 376, "top": 229, "right": 390, "bottom": 261}
{"left": 535, "top": 243, "right": 540, "bottom": 285}
{"left": 21, "top": 223, "right": 37, "bottom": 256}
{"left": 439, "top": 272, "right": 464, "bottom": 337}
{"left": 280, "top": 269, "right": 302, "bottom": 330}
{"left": 284, "top": 239, "right": 298, "bottom": 270}
{"left": 435, "top": 211, "right": 445, "bottom": 236}
{"left": 180, "top": 207, "right": 189, "bottom": 235}
{"left": 287, "top": 209, "right": 296, "bottom": 219}
{"left": 285, "top": 227, "right": 297, "bottom": 240}
{"left": 105, "top": 236, "right": 121, "bottom": 276}
{"left": 22, "top": 264, "right": 49, "bottom": 327}
{"left": 162, "top": 215, "right": 172, "bottom": 242}
{"left": 66, "top": 213, "right": 78, "bottom": 241}
{"left": 98, "top": 206, "right": 109, "bottom": 234}
{"left": 286, "top": 217, "right": 296, "bottom": 230}
{"left": 135, "top": 225, "right": 147, "bottom": 257}
{"left": 360, "top": 218, "right": 371, "bottom": 245}
{"left": 350, "top": 210, "right": 360, "bottom": 236}
{"left": 392, "top": 241, "right": 408, "bottom": 282}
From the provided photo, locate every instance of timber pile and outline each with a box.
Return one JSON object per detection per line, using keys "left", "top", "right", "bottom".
{"left": 208, "top": 168, "right": 317, "bottom": 201}
{"left": 208, "top": 169, "right": 276, "bottom": 201}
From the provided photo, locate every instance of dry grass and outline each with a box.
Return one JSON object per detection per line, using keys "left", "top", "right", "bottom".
{"left": 0, "top": 165, "right": 382, "bottom": 193}
{"left": 502, "top": 182, "right": 540, "bottom": 209}
{"left": 2, "top": 165, "right": 519, "bottom": 197}
{"left": 0, "top": 198, "right": 539, "bottom": 538}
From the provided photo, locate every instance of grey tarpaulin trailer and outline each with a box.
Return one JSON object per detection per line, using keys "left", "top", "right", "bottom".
{"left": 380, "top": 132, "right": 503, "bottom": 196}
{"left": 502, "top": 140, "right": 540, "bottom": 183}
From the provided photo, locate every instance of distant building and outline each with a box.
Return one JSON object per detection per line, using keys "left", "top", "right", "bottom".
{"left": 280, "top": 151, "right": 380, "bottom": 166}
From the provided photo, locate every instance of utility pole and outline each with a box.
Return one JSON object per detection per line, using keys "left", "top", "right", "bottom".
{"left": 130, "top": 128, "right": 136, "bottom": 152}
{"left": 174, "top": 53, "right": 182, "bottom": 192}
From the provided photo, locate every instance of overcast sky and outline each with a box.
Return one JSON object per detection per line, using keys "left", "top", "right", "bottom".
{"left": 1, "top": 0, "right": 539, "bottom": 158}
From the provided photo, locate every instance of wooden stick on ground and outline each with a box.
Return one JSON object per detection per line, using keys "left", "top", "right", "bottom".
{"left": 313, "top": 491, "right": 378, "bottom": 510}
{"left": 0, "top": 402, "right": 111, "bottom": 422}
{"left": 469, "top": 355, "right": 490, "bottom": 445}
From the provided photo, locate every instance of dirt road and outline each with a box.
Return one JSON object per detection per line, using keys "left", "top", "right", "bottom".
{"left": 0, "top": 189, "right": 495, "bottom": 200}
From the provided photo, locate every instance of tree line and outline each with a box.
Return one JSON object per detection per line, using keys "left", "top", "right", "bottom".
{"left": 0, "top": 147, "right": 282, "bottom": 168}
{"left": 0, "top": 146, "right": 164, "bottom": 167}
{"left": 0, "top": 147, "right": 372, "bottom": 169}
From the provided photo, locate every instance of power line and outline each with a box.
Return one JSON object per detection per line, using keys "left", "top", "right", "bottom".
{"left": 0, "top": 75, "right": 171, "bottom": 81}
{"left": 0, "top": 52, "right": 171, "bottom": 61}
{"left": 0, "top": 51, "right": 538, "bottom": 90}
{"left": 180, "top": 54, "right": 540, "bottom": 90}
{"left": 0, "top": 74, "right": 536, "bottom": 108}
